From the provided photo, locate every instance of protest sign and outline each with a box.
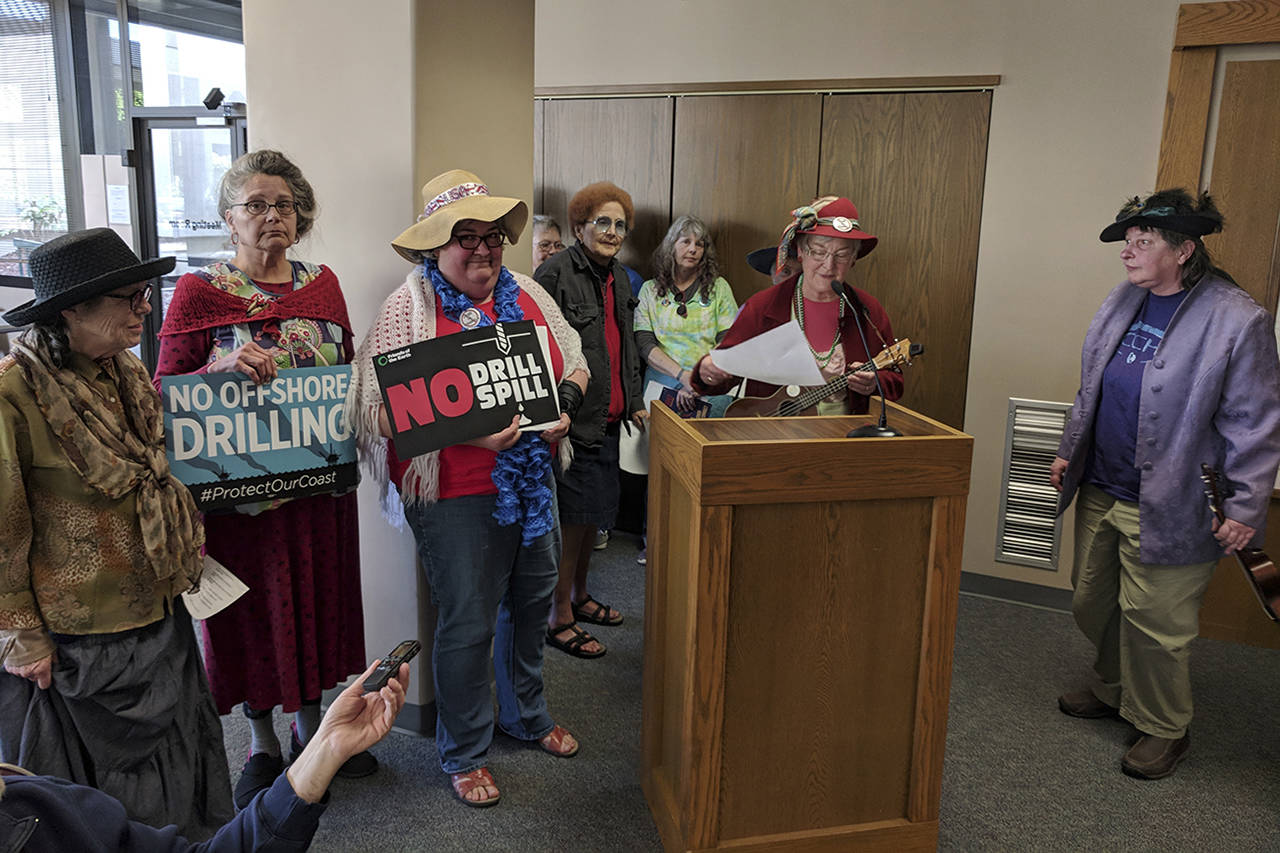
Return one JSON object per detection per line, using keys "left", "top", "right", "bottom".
{"left": 373, "top": 320, "right": 560, "bottom": 458}
{"left": 161, "top": 364, "right": 357, "bottom": 510}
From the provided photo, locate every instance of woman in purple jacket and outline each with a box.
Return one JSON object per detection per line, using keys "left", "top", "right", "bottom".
{"left": 1050, "top": 189, "right": 1280, "bottom": 780}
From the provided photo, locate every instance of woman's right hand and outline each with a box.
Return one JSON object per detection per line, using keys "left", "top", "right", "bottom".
{"left": 5, "top": 653, "right": 53, "bottom": 690}
{"left": 464, "top": 415, "right": 522, "bottom": 452}
{"left": 1049, "top": 456, "right": 1069, "bottom": 492}
{"left": 698, "top": 355, "right": 731, "bottom": 386}
{"left": 207, "top": 341, "right": 281, "bottom": 384}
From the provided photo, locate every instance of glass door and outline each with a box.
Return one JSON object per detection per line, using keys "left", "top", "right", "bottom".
{"left": 132, "top": 108, "right": 246, "bottom": 368}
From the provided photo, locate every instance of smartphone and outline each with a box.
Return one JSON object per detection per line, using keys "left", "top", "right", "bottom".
{"left": 361, "top": 640, "right": 421, "bottom": 693}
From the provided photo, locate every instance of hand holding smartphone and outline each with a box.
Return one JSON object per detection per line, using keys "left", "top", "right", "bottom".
{"left": 361, "top": 640, "right": 421, "bottom": 693}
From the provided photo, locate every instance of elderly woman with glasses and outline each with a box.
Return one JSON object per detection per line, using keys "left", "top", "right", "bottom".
{"left": 348, "top": 169, "right": 588, "bottom": 808}
{"left": 154, "top": 149, "right": 370, "bottom": 809}
{"left": 635, "top": 214, "right": 738, "bottom": 414}
{"left": 0, "top": 228, "right": 232, "bottom": 838}
{"left": 532, "top": 214, "right": 566, "bottom": 270}
{"left": 534, "top": 182, "right": 647, "bottom": 659}
{"left": 693, "top": 195, "right": 903, "bottom": 413}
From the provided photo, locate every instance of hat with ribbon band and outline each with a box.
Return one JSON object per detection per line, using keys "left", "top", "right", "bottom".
{"left": 773, "top": 196, "right": 878, "bottom": 284}
{"left": 391, "top": 169, "right": 529, "bottom": 263}
{"left": 3, "top": 228, "right": 174, "bottom": 327}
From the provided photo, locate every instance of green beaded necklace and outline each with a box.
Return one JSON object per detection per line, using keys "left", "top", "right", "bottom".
{"left": 793, "top": 275, "right": 844, "bottom": 367}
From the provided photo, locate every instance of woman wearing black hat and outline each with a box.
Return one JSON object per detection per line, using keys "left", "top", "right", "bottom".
{"left": 1051, "top": 189, "right": 1280, "bottom": 780}
{"left": 0, "top": 228, "right": 232, "bottom": 836}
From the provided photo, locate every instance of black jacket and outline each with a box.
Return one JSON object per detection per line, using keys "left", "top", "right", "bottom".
{"left": 534, "top": 244, "right": 643, "bottom": 447}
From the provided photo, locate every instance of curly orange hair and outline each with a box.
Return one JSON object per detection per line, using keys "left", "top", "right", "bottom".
{"left": 567, "top": 182, "right": 634, "bottom": 231}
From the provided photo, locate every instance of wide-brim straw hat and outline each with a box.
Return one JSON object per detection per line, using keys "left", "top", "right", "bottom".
{"left": 3, "top": 227, "right": 174, "bottom": 326}
{"left": 391, "top": 169, "right": 529, "bottom": 263}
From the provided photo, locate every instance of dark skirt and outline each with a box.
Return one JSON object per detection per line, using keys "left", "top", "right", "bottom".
{"left": 0, "top": 600, "right": 233, "bottom": 840}
{"left": 556, "top": 426, "right": 621, "bottom": 528}
{"left": 201, "top": 491, "right": 366, "bottom": 715}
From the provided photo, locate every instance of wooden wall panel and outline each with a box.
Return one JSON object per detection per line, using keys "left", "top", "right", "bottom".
{"left": 820, "top": 91, "right": 991, "bottom": 429}
{"left": 532, "top": 98, "right": 544, "bottom": 215}
{"left": 671, "top": 94, "right": 823, "bottom": 304}
{"left": 1174, "top": 0, "right": 1280, "bottom": 47}
{"left": 1205, "top": 60, "right": 1280, "bottom": 314}
{"left": 1155, "top": 46, "right": 1217, "bottom": 191}
{"left": 541, "top": 97, "right": 673, "bottom": 278}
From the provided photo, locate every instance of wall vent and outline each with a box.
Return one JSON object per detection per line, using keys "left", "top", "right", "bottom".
{"left": 995, "top": 398, "right": 1072, "bottom": 570}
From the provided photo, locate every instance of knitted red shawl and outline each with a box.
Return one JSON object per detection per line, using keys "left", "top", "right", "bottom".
{"left": 159, "top": 264, "right": 353, "bottom": 338}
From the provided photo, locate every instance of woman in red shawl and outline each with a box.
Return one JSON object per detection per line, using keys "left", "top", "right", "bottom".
{"left": 155, "top": 149, "right": 369, "bottom": 809}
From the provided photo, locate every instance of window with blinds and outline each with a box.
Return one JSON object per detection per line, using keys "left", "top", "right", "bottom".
{"left": 995, "top": 398, "right": 1072, "bottom": 570}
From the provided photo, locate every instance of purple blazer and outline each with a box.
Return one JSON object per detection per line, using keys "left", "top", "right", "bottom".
{"left": 1056, "top": 276, "right": 1280, "bottom": 565}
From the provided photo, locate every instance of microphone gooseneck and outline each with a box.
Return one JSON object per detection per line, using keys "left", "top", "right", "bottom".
{"left": 832, "top": 279, "right": 900, "bottom": 438}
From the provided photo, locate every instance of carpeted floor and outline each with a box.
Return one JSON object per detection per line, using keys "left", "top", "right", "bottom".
{"left": 219, "top": 533, "right": 1280, "bottom": 852}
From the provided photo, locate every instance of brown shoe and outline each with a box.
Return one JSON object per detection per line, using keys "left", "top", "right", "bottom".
{"left": 1121, "top": 732, "right": 1189, "bottom": 780}
{"left": 1057, "top": 690, "right": 1119, "bottom": 719}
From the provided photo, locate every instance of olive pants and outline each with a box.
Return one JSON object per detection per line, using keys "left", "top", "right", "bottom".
{"left": 1071, "top": 484, "right": 1217, "bottom": 738}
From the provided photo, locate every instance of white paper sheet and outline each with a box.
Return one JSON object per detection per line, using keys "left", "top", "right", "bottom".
{"left": 519, "top": 325, "right": 561, "bottom": 433}
{"left": 182, "top": 555, "right": 249, "bottom": 620}
{"left": 709, "top": 320, "right": 825, "bottom": 386}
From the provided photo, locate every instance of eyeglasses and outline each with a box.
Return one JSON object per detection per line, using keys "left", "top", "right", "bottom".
{"left": 535, "top": 240, "right": 565, "bottom": 252}
{"left": 103, "top": 284, "right": 152, "bottom": 312}
{"left": 231, "top": 200, "right": 298, "bottom": 216}
{"left": 455, "top": 232, "right": 506, "bottom": 250}
{"left": 803, "top": 244, "right": 855, "bottom": 263}
{"left": 587, "top": 216, "right": 628, "bottom": 236}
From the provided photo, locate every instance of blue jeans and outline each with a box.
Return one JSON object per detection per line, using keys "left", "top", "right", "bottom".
{"left": 404, "top": 491, "right": 559, "bottom": 773}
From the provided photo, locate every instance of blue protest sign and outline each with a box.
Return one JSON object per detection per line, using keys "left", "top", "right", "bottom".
{"left": 161, "top": 365, "right": 358, "bottom": 510}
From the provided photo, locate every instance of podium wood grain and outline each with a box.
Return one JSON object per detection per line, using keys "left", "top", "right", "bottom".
{"left": 642, "top": 402, "right": 973, "bottom": 852}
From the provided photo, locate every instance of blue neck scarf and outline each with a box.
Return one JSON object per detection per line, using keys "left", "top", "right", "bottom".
{"left": 424, "top": 258, "right": 555, "bottom": 545}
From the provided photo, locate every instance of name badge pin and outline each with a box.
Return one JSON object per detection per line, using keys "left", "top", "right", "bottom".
{"left": 459, "top": 307, "right": 483, "bottom": 329}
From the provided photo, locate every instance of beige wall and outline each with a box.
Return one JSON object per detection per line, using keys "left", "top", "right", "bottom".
{"left": 241, "top": 0, "right": 536, "bottom": 706}
{"left": 537, "top": 0, "right": 1187, "bottom": 589}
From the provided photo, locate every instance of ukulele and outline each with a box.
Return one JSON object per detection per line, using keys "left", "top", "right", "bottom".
{"left": 1200, "top": 464, "right": 1280, "bottom": 623}
{"left": 717, "top": 338, "right": 923, "bottom": 418}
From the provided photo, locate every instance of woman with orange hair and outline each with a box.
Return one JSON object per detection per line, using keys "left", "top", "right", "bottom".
{"left": 534, "top": 182, "right": 647, "bottom": 659}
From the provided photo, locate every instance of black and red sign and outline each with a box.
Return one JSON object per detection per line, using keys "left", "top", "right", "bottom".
{"left": 373, "top": 320, "right": 559, "bottom": 458}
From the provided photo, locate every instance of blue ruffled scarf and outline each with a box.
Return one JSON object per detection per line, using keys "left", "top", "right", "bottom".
{"left": 424, "top": 258, "right": 555, "bottom": 544}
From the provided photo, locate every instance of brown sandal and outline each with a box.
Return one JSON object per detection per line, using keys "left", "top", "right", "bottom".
{"left": 450, "top": 767, "right": 501, "bottom": 808}
{"left": 538, "top": 724, "right": 580, "bottom": 758}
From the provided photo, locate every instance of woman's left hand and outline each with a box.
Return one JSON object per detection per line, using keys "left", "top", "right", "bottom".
{"left": 846, "top": 368, "right": 877, "bottom": 396}
{"left": 1212, "top": 517, "right": 1256, "bottom": 555}
{"left": 541, "top": 412, "right": 572, "bottom": 443}
{"left": 675, "top": 389, "right": 699, "bottom": 413}
{"left": 631, "top": 409, "right": 649, "bottom": 432}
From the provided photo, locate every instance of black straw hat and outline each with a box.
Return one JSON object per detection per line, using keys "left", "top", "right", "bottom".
{"left": 1099, "top": 189, "right": 1224, "bottom": 243}
{"left": 746, "top": 246, "right": 778, "bottom": 276}
{"left": 3, "top": 228, "right": 175, "bottom": 326}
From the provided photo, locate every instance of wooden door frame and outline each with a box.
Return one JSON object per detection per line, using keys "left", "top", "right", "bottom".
{"left": 1157, "top": 1, "right": 1280, "bottom": 189}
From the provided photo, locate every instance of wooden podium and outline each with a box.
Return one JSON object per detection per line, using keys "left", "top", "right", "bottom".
{"left": 641, "top": 401, "right": 973, "bottom": 852}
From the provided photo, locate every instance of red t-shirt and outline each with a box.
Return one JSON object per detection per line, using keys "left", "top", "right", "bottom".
{"left": 387, "top": 289, "right": 565, "bottom": 499}
{"left": 801, "top": 296, "right": 840, "bottom": 358}
{"left": 602, "top": 274, "right": 625, "bottom": 422}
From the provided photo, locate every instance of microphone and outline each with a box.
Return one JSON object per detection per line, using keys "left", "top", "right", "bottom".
{"left": 833, "top": 280, "right": 899, "bottom": 438}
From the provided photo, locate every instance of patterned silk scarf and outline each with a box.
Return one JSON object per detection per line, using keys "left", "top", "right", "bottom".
{"left": 424, "top": 258, "right": 556, "bottom": 545}
{"left": 11, "top": 332, "right": 204, "bottom": 589}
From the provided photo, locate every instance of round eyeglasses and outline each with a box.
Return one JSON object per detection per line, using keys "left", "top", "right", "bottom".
{"left": 587, "top": 216, "right": 628, "bottom": 237}
{"left": 231, "top": 200, "right": 298, "bottom": 216}
{"left": 103, "top": 284, "right": 152, "bottom": 312}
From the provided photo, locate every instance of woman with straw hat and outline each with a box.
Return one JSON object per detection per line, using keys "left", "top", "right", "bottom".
{"left": 348, "top": 169, "right": 589, "bottom": 808}
{"left": 0, "top": 228, "right": 232, "bottom": 838}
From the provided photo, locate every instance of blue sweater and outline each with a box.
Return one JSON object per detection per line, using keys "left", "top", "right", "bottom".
{"left": 0, "top": 771, "right": 327, "bottom": 852}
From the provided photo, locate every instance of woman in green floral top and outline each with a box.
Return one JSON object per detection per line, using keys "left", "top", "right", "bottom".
{"left": 633, "top": 215, "right": 738, "bottom": 413}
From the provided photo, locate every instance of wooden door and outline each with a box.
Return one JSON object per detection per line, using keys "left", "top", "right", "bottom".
{"left": 538, "top": 97, "right": 673, "bottom": 278}
{"left": 670, "top": 94, "right": 823, "bottom": 305}
{"left": 1155, "top": 2, "right": 1280, "bottom": 649}
{"left": 820, "top": 91, "right": 991, "bottom": 430}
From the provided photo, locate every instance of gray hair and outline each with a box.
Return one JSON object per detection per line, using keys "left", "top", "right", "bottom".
{"left": 218, "top": 149, "right": 318, "bottom": 238}
{"left": 532, "top": 214, "right": 561, "bottom": 234}
{"left": 651, "top": 214, "right": 721, "bottom": 301}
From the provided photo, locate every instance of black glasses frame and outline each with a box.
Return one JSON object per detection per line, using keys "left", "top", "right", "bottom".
{"left": 455, "top": 232, "right": 507, "bottom": 250}
{"left": 231, "top": 200, "right": 298, "bottom": 216}
{"left": 103, "top": 284, "right": 153, "bottom": 312}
